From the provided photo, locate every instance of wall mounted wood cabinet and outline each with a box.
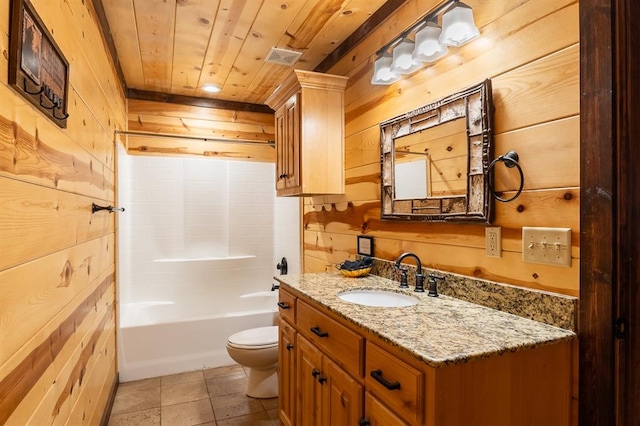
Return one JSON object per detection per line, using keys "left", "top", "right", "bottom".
{"left": 266, "top": 70, "right": 348, "bottom": 196}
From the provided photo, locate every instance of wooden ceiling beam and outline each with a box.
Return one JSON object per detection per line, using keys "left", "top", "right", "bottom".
{"left": 90, "top": 0, "right": 126, "bottom": 91}
{"left": 314, "top": 0, "right": 408, "bottom": 73}
{"left": 127, "top": 89, "right": 274, "bottom": 113}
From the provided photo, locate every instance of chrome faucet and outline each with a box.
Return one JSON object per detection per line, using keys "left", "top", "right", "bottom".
{"left": 394, "top": 252, "right": 425, "bottom": 292}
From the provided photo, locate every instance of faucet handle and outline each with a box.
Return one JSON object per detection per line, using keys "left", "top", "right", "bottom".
{"left": 397, "top": 268, "right": 409, "bottom": 289}
{"left": 427, "top": 274, "right": 445, "bottom": 297}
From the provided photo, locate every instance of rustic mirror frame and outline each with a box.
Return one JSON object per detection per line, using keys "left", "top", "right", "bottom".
{"left": 380, "top": 79, "right": 494, "bottom": 223}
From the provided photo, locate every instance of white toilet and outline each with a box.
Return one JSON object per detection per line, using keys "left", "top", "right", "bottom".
{"left": 226, "top": 325, "right": 279, "bottom": 398}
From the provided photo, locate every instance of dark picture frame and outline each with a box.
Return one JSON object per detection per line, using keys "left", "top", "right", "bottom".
{"left": 8, "top": 0, "right": 69, "bottom": 128}
{"left": 380, "top": 79, "right": 494, "bottom": 223}
{"left": 357, "top": 235, "right": 374, "bottom": 257}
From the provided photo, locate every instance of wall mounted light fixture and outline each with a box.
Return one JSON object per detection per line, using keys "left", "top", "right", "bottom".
{"left": 370, "top": 0, "right": 480, "bottom": 85}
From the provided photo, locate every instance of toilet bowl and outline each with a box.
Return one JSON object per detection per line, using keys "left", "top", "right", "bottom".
{"left": 226, "top": 325, "right": 279, "bottom": 398}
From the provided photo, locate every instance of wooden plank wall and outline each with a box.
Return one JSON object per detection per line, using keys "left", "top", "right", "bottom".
{"left": 126, "top": 99, "right": 276, "bottom": 162}
{"left": 0, "top": 0, "right": 125, "bottom": 423}
{"left": 305, "top": 0, "right": 580, "bottom": 297}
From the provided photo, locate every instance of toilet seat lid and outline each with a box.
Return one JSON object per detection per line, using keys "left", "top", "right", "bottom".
{"left": 228, "top": 325, "right": 278, "bottom": 348}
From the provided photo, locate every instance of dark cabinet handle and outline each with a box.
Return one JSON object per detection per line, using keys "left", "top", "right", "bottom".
{"left": 359, "top": 419, "right": 371, "bottom": 426}
{"left": 312, "top": 369, "right": 321, "bottom": 378}
{"left": 277, "top": 302, "right": 290, "bottom": 309}
{"left": 370, "top": 369, "right": 401, "bottom": 390}
{"left": 310, "top": 326, "right": 329, "bottom": 337}
{"left": 318, "top": 376, "right": 327, "bottom": 385}
{"left": 286, "top": 343, "right": 294, "bottom": 351}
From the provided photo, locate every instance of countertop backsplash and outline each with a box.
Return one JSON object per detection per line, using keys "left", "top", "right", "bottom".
{"left": 359, "top": 256, "right": 578, "bottom": 331}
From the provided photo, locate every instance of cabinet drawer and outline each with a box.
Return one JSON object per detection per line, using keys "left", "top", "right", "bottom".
{"left": 277, "top": 289, "right": 296, "bottom": 324}
{"left": 297, "top": 300, "right": 363, "bottom": 378}
{"left": 365, "top": 342, "right": 423, "bottom": 425}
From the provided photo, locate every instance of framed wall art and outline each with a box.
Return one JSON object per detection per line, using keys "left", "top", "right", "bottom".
{"left": 357, "top": 235, "right": 374, "bottom": 257}
{"left": 8, "top": 0, "right": 69, "bottom": 128}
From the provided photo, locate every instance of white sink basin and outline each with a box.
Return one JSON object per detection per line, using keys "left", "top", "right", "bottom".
{"left": 337, "top": 289, "right": 419, "bottom": 307}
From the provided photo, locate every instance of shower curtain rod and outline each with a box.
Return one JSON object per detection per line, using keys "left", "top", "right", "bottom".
{"left": 115, "top": 130, "right": 275, "bottom": 148}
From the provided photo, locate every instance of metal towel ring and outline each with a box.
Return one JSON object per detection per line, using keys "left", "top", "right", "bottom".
{"left": 487, "top": 151, "right": 524, "bottom": 202}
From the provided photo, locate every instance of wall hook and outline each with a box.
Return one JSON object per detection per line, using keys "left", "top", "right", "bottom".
{"left": 488, "top": 150, "right": 524, "bottom": 202}
{"left": 22, "top": 78, "right": 43, "bottom": 95}
{"left": 92, "top": 203, "right": 125, "bottom": 214}
{"left": 52, "top": 109, "right": 70, "bottom": 120}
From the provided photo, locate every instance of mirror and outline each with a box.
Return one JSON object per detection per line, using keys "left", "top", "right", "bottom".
{"left": 380, "top": 79, "right": 494, "bottom": 223}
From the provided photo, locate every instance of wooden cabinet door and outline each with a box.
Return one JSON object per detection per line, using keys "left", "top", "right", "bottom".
{"left": 322, "top": 357, "right": 363, "bottom": 426}
{"left": 363, "top": 392, "right": 409, "bottom": 426}
{"left": 297, "top": 335, "right": 323, "bottom": 426}
{"left": 283, "top": 93, "right": 300, "bottom": 190}
{"left": 275, "top": 103, "right": 288, "bottom": 191}
{"left": 278, "top": 319, "right": 296, "bottom": 426}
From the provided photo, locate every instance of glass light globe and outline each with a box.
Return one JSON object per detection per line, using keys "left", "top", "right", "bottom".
{"left": 390, "top": 38, "right": 422, "bottom": 75}
{"left": 413, "top": 21, "right": 448, "bottom": 63}
{"left": 371, "top": 53, "right": 400, "bottom": 85}
{"left": 439, "top": 2, "right": 480, "bottom": 47}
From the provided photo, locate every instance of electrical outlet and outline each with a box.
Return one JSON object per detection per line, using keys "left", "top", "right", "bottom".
{"left": 485, "top": 226, "right": 501, "bottom": 258}
{"left": 522, "top": 227, "right": 572, "bottom": 267}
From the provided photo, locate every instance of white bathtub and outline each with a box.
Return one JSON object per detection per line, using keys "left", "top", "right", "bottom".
{"left": 118, "top": 291, "right": 279, "bottom": 382}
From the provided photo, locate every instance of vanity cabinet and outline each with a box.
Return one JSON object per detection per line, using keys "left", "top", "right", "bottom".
{"left": 277, "top": 283, "right": 572, "bottom": 426}
{"left": 278, "top": 318, "right": 296, "bottom": 426}
{"left": 266, "top": 69, "right": 348, "bottom": 197}
{"left": 297, "top": 334, "right": 363, "bottom": 425}
{"left": 364, "top": 393, "right": 409, "bottom": 426}
{"left": 365, "top": 342, "right": 423, "bottom": 425}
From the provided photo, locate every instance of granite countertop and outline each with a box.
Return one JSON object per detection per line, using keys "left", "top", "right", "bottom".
{"left": 275, "top": 273, "right": 576, "bottom": 368}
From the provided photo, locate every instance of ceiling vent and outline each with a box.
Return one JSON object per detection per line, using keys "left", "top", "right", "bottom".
{"left": 264, "top": 47, "right": 303, "bottom": 66}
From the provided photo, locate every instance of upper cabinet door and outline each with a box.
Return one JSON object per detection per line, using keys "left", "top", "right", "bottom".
{"left": 266, "top": 70, "right": 348, "bottom": 197}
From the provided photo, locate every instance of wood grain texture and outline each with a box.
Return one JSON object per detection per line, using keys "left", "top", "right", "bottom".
{"left": 100, "top": 0, "right": 387, "bottom": 103}
{"left": 0, "top": 236, "right": 115, "bottom": 365}
{"left": 578, "top": 0, "right": 615, "bottom": 425}
{"left": 27, "top": 0, "right": 126, "bottom": 133}
{"left": 615, "top": 0, "right": 640, "bottom": 423}
{"left": 100, "top": 0, "right": 143, "bottom": 87}
{"left": 126, "top": 134, "right": 275, "bottom": 162}
{"left": 133, "top": 0, "right": 175, "bottom": 92}
{"left": 127, "top": 89, "right": 274, "bottom": 114}
{"left": 0, "top": 0, "right": 120, "bottom": 423}
{"left": 343, "top": 1, "right": 579, "bottom": 136}
{"left": 126, "top": 98, "right": 275, "bottom": 160}
{"left": 0, "top": 110, "right": 115, "bottom": 199}
{"left": 430, "top": 341, "right": 573, "bottom": 426}
{"left": 0, "top": 178, "right": 114, "bottom": 271}
{"left": 0, "top": 271, "right": 114, "bottom": 424}
{"left": 302, "top": 0, "right": 581, "bottom": 297}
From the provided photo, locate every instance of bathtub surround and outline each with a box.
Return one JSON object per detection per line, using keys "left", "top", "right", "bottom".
{"left": 117, "top": 152, "right": 299, "bottom": 381}
{"left": 362, "top": 256, "right": 577, "bottom": 331}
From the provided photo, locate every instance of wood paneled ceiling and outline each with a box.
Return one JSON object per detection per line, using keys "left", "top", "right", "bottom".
{"left": 99, "top": 0, "right": 393, "bottom": 106}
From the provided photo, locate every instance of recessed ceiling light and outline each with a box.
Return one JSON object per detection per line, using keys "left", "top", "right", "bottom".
{"left": 202, "top": 84, "right": 221, "bottom": 93}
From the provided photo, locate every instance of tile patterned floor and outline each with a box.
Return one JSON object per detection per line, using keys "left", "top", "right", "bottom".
{"left": 107, "top": 365, "right": 279, "bottom": 426}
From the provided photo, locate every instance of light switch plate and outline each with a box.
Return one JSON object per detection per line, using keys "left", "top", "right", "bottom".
{"left": 522, "top": 227, "right": 572, "bottom": 267}
{"left": 485, "top": 226, "right": 501, "bottom": 258}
